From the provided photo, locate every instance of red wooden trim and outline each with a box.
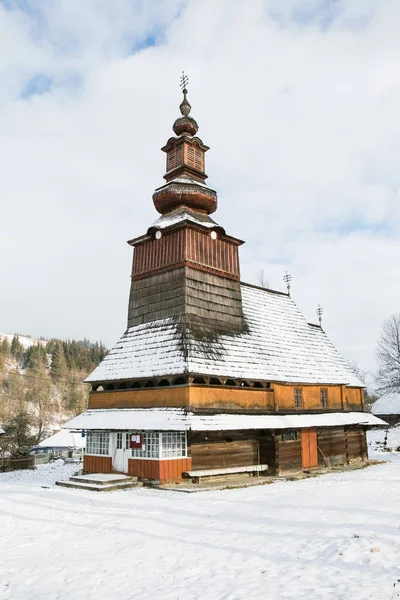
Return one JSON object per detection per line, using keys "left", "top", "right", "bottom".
{"left": 83, "top": 455, "right": 112, "bottom": 474}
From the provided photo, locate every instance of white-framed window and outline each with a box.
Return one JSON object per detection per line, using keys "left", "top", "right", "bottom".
{"left": 161, "top": 432, "right": 187, "bottom": 458}
{"left": 130, "top": 431, "right": 187, "bottom": 459}
{"left": 86, "top": 432, "right": 110, "bottom": 456}
{"left": 131, "top": 432, "right": 160, "bottom": 459}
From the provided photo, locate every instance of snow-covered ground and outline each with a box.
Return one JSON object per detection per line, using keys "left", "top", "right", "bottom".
{"left": 1, "top": 428, "right": 399, "bottom": 600}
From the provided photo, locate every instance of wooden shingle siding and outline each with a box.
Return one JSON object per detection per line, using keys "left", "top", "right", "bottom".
{"left": 83, "top": 455, "right": 112, "bottom": 473}
{"left": 128, "top": 266, "right": 245, "bottom": 332}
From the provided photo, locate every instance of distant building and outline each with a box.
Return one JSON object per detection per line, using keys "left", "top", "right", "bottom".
{"left": 372, "top": 392, "right": 400, "bottom": 426}
{"left": 30, "top": 429, "right": 85, "bottom": 463}
{"left": 64, "top": 83, "right": 385, "bottom": 483}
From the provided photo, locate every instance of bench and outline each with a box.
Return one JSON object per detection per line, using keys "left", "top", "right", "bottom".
{"left": 183, "top": 464, "right": 269, "bottom": 484}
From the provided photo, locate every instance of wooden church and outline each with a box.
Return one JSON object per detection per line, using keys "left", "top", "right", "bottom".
{"left": 65, "top": 82, "right": 384, "bottom": 484}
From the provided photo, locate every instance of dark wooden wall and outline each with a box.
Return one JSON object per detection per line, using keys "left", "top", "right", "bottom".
{"left": 188, "top": 426, "right": 368, "bottom": 475}
{"left": 128, "top": 266, "right": 245, "bottom": 332}
{"left": 275, "top": 439, "right": 302, "bottom": 472}
{"left": 188, "top": 430, "right": 277, "bottom": 472}
{"left": 317, "top": 427, "right": 346, "bottom": 466}
{"left": 317, "top": 426, "right": 367, "bottom": 466}
{"left": 346, "top": 427, "right": 367, "bottom": 461}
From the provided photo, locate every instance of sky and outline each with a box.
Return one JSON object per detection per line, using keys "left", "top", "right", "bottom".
{"left": 0, "top": 0, "right": 399, "bottom": 380}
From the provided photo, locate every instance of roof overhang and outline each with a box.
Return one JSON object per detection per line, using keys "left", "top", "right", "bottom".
{"left": 62, "top": 409, "right": 387, "bottom": 432}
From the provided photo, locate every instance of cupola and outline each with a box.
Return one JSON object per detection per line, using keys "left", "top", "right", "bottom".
{"left": 152, "top": 79, "right": 217, "bottom": 215}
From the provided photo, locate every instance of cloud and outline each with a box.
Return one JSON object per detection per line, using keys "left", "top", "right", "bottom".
{"left": 0, "top": 0, "right": 399, "bottom": 378}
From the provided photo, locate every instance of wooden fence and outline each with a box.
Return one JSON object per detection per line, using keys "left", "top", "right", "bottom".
{"left": 0, "top": 456, "right": 35, "bottom": 472}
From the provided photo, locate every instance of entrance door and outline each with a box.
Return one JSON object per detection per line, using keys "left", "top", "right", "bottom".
{"left": 301, "top": 428, "right": 318, "bottom": 469}
{"left": 113, "top": 432, "right": 130, "bottom": 473}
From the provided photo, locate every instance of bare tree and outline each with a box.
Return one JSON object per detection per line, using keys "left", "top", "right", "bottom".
{"left": 256, "top": 269, "right": 269, "bottom": 289}
{"left": 348, "top": 360, "right": 377, "bottom": 412}
{"left": 376, "top": 313, "right": 400, "bottom": 394}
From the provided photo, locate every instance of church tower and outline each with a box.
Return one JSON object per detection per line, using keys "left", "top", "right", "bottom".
{"left": 127, "top": 79, "right": 245, "bottom": 334}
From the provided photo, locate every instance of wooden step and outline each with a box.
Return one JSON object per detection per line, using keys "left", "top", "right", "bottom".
{"left": 69, "top": 474, "right": 138, "bottom": 486}
{"left": 55, "top": 479, "right": 142, "bottom": 492}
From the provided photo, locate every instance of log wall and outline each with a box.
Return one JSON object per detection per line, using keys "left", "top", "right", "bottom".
{"left": 275, "top": 439, "right": 302, "bottom": 472}
{"left": 189, "top": 430, "right": 277, "bottom": 472}
{"left": 346, "top": 427, "right": 367, "bottom": 462}
{"left": 317, "top": 426, "right": 367, "bottom": 466}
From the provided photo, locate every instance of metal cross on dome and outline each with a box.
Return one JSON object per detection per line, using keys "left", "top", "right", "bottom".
{"left": 317, "top": 305, "right": 323, "bottom": 327}
{"left": 180, "top": 71, "right": 189, "bottom": 92}
{"left": 283, "top": 271, "right": 292, "bottom": 296}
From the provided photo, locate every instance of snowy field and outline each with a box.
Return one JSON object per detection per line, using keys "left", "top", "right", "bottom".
{"left": 1, "top": 428, "right": 400, "bottom": 600}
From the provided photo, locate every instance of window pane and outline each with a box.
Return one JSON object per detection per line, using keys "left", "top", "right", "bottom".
{"left": 86, "top": 432, "right": 110, "bottom": 456}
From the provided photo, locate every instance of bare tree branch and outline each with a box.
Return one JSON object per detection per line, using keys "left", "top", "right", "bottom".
{"left": 375, "top": 313, "right": 400, "bottom": 394}
{"left": 256, "top": 269, "right": 270, "bottom": 289}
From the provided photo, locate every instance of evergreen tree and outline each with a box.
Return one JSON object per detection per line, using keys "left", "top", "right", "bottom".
{"left": 50, "top": 341, "right": 68, "bottom": 380}
{"left": 0, "top": 337, "right": 10, "bottom": 358}
{"left": 10, "top": 335, "right": 24, "bottom": 362}
{"left": 25, "top": 366, "right": 54, "bottom": 443}
{"left": 25, "top": 343, "right": 47, "bottom": 371}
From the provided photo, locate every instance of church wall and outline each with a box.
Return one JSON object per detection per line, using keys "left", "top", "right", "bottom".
{"left": 187, "top": 386, "right": 274, "bottom": 410}
{"left": 88, "top": 386, "right": 191, "bottom": 409}
{"left": 273, "top": 384, "right": 363, "bottom": 411}
{"left": 344, "top": 387, "right": 365, "bottom": 410}
{"left": 88, "top": 386, "right": 274, "bottom": 410}
{"left": 88, "top": 384, "right": 363, "bottom": 412}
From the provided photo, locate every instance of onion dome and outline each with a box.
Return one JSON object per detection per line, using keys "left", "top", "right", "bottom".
{"left": 153, "top": 178, "right": 217, "bottom": 215}
{"left": 173, "top": 88, "right": 199, "bottom": 137}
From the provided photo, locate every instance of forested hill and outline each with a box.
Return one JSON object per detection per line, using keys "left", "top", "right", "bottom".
{"left": 0, "top": 333, "right": 107, "bottom": 451}
{"left": 0, "top": 333, "right": 107, "bottom": 376}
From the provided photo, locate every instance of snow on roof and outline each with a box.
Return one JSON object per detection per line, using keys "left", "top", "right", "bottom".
{"left": 150, "top": 206, "right": 220, "bottom": 230}
{"left": 86, "top": 284, "right": 364, "bottom": 387}
{"left": 372, "top": 391, "right": 400, "bottom": 415}
{"left": 38, "top": 429, "right": 86, "bottom": 448}
{"left": 63, "top": 409, "right": 386, "bottom": 431}
{"left": 0, "top": 427, "right": 5, "bottom": 435}
{"left": 156, "top": 177, "right": 213, "bottom": 191}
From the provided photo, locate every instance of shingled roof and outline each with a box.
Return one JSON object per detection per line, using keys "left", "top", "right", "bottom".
{"left": 87, "top": 284, "right": 362, "bottom": 387}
